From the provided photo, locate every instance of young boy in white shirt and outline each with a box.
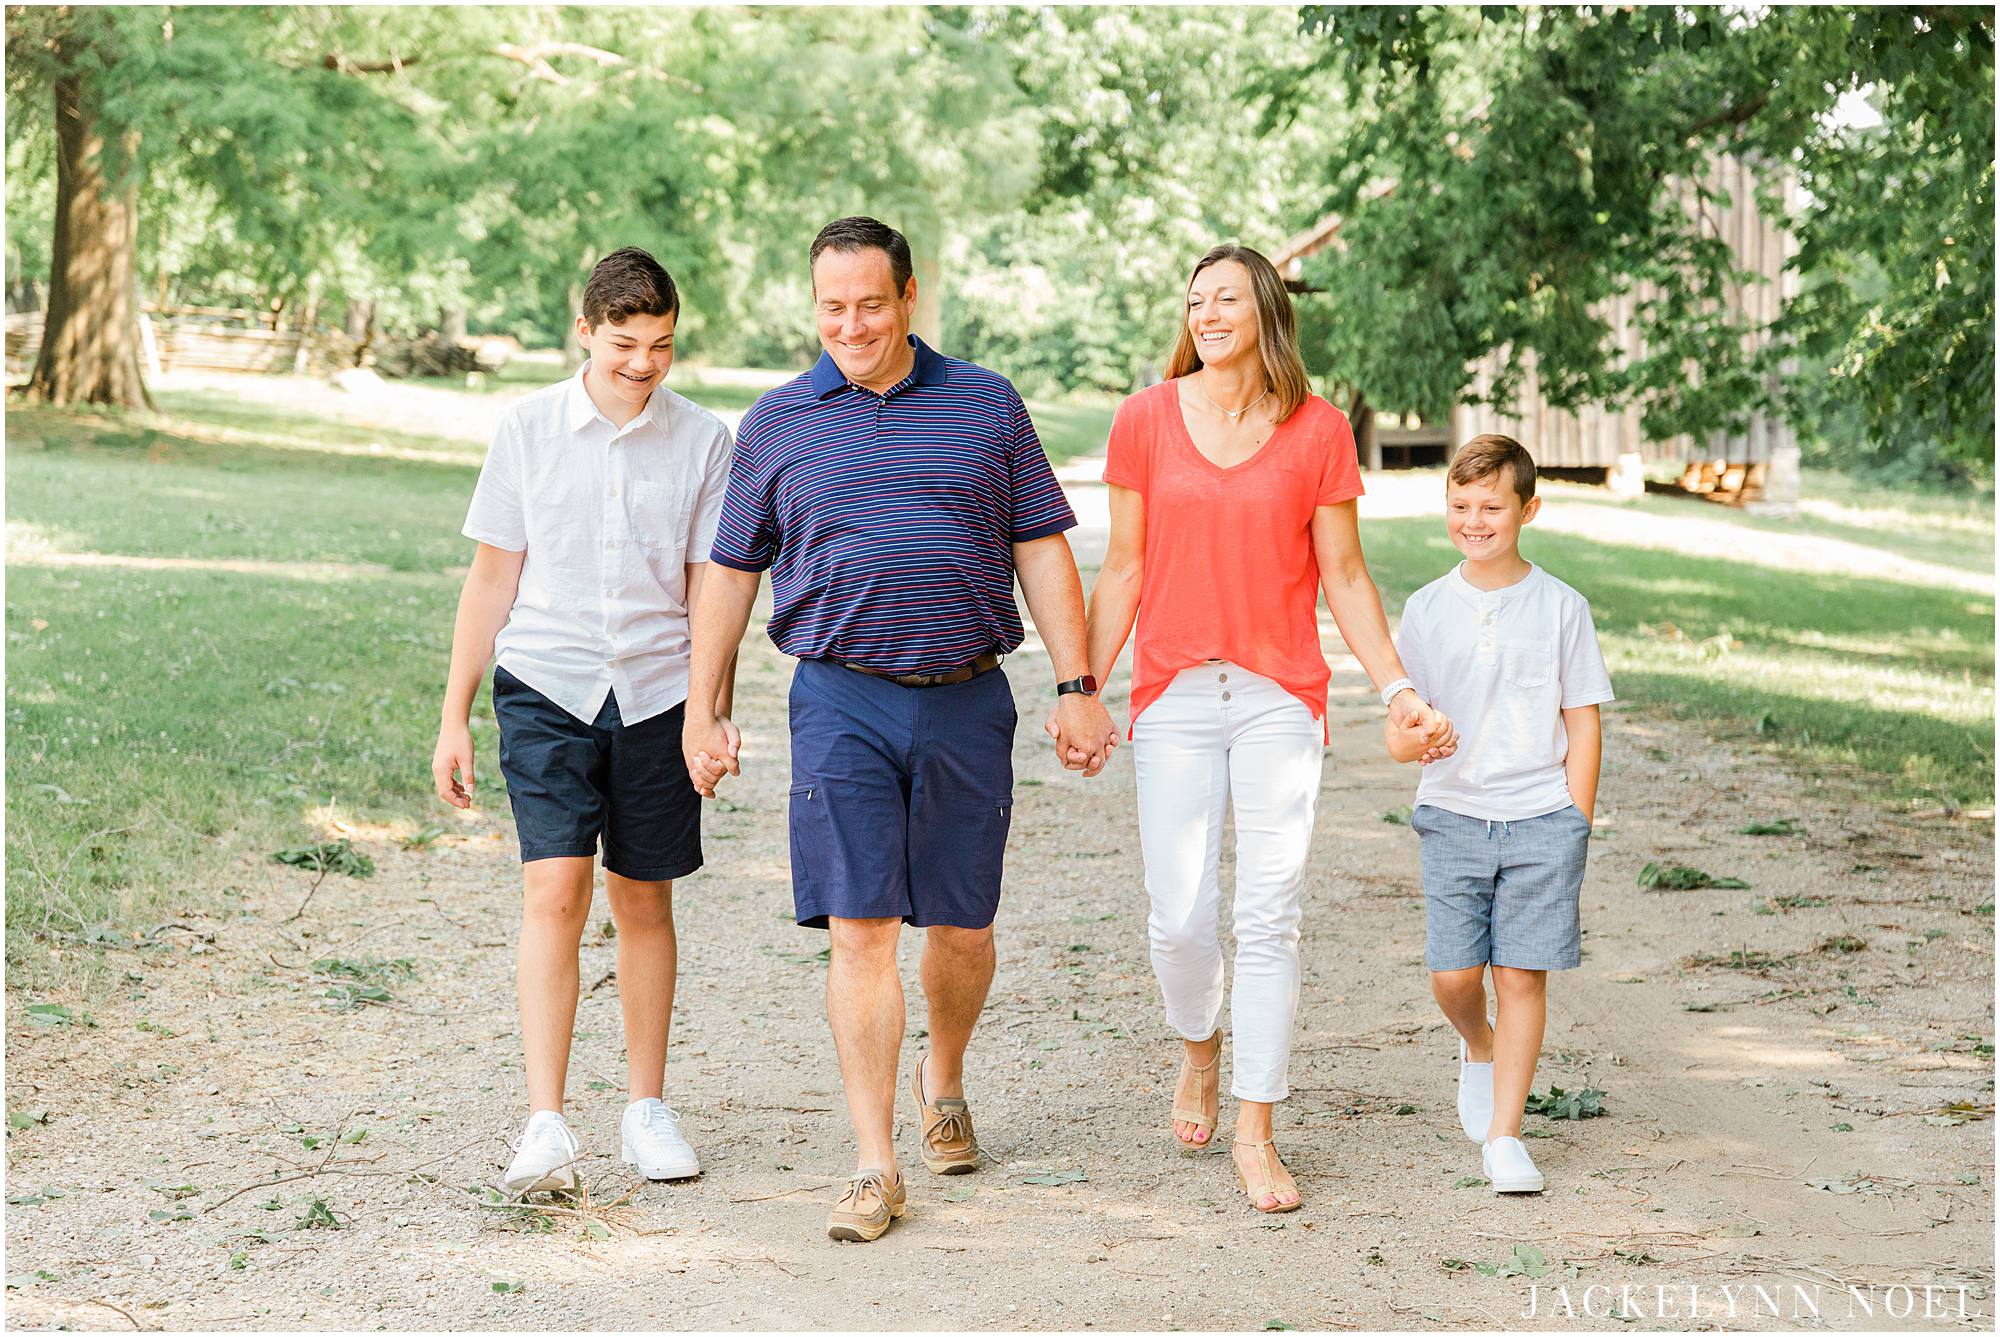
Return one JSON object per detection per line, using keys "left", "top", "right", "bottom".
{"left": 431, "top": 247, "right": 737, "bottom": 1193}
{"left": 1385, "top": 434, "right": 1613, "bottom": 1194}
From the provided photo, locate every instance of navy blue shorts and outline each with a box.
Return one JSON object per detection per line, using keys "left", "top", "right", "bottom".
{"left": 787, "top": 658, "right": 1017, "bottom": 930}
{"left": 491, "top": 665, "right": 702, "bottom": 881}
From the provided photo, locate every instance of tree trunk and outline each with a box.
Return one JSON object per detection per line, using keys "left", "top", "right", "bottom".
{"left": 563, "top": 279, "right": 586, "bottom": 372}
{"left": 912, "top": 251, "right": 943, "bottom": 351}
{"left": 26, "top": 73, "right": 151, "bottom": 408}
{"left": 440, "top": 307, "right": 468, "bottom": 342}
{"left": 343, "top": 299, "right": 374, "bottom": 342}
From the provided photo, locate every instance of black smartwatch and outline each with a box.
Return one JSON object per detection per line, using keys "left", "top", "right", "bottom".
{"left": 1055, "top": 675, "right": 1099, "bottom": 697}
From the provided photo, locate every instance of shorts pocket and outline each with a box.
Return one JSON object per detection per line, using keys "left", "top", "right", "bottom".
{"left": 787, "top": 783, "right": 830, "bottom": 899}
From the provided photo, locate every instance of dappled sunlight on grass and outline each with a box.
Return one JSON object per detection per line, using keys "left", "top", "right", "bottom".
{"left": 1358, "top": 517, "right": 1994, "bottom": 807}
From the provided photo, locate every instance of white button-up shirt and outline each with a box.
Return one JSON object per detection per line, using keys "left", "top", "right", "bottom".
{"left": 1396, "top": 563, "right": 1615, "bottom": 821}
{"left": 462, "top": 364, "right": 734, "bottom": 725}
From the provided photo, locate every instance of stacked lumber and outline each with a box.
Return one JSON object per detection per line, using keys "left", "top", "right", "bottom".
{"left": 1677, "top": 459, "right": 1769, "bottom": 505}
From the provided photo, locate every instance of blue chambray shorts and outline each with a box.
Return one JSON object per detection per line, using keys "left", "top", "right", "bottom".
{"left": 1412, "top": 803, "right": 1590, "bottom": 971}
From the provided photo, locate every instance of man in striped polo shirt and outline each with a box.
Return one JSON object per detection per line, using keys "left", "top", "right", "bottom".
{"left": 684, "top": 216, "right": 1116, "bottom": 1242}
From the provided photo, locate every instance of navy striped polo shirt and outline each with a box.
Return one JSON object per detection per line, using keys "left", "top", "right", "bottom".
{"left": 710, "top": 337, "right": 1077, "bottom": 674}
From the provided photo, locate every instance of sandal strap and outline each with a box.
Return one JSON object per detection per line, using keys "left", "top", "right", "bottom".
{"left": 1233, "top": 1139, "right": 1286, "bottom": 1184}
{"left": 1183, "top": 1029, "right": 1222, "bottom": 1073}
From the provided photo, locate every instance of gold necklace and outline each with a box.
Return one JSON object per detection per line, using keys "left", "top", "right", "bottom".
{"left": 1196, "top": 373, "right": 1270, "bottom": 422}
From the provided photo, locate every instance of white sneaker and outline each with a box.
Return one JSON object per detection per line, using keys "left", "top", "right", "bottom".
{"left": 621, "top": 1098, "right": 700, "bottom": 1180}
{"left": 1482, "top": 1135, "right": 1545, "bottom": 1193}
{"left": 502, "top": 1110, "right": 580, "bottom": 1194}
{"left": 1457, "top": 1038, "right": 1494, "bottom": 1143}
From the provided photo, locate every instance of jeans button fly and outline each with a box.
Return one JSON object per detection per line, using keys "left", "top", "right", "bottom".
{"left": 1218, "top": 673, "right": 1228, "bottom": 683}
{"left": 1221, "top": 691, "right": 1232, "bottom": 701}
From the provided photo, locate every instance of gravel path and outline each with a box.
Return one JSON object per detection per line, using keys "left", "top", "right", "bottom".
{"left": 7, "top": 479, "right": 1992, "bottom": 1331}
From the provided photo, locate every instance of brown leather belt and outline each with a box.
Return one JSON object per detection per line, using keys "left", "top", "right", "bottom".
{"left": 833, "top": 653, "right": 1002, "bottom": 689}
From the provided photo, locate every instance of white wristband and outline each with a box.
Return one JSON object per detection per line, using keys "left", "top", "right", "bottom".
{"left": 1379, "top": 677, "right": 1416, "bottom": 709}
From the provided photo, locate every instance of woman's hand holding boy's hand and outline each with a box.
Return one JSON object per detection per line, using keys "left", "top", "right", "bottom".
{"left": 432, "top": 721, "right": 476, "bottom": 808}
{"left": 1385, "top": 690, "right": 1459, "bottom": 765}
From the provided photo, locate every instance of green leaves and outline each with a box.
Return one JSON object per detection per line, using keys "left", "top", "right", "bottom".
{"left": 295, "top": 1197, "right": 343, "bottom": 1230}
{"left": 1638, "top": 861, "right": 1750, "bottom": 890}
{"left": 25, "top": 1002, "right": 94, "bottom": 1027}
{"left": 273, "top": 840, "right": 374, "bottom": 878}
{"left": 1738, "top": 819, "right": 1802, "bottom": 836}
{"left": 312, "top": 956, "right": 415, "bottom": 1011}
{"left": 1017, "top": 1169, "right": 1088, "bottom": 1186}
{"left": 1525, "top": 1085, "right": 1607, "bottom": 1120}
{"left": 1473, "top": 1244, "right": 1553, "bottom": 1279}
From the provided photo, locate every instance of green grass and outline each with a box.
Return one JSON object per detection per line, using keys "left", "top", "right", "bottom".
{"left": 7, "top": 403, "right": 487, "bottom": 957}
{"left": 1024, "top": 395, "right": 1118, "bottom": 464}
{"left": 6, "top": 385, "right": 1992, "bottom": 970}
{"left": 1360, "top": 519, "right": 1993, "bottom": 810}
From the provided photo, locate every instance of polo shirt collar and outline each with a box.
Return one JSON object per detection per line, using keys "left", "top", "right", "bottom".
{"left": 809, "top": 336, "right": 943, "bottom": 400}
{"left": 567, "top": 361, "right": 672, "bottom": 436}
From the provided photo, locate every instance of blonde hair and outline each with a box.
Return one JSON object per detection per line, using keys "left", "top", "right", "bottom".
{"left": 1449, "top": 433, "right": 1538, "bottom": 502}
{"left": 1164, "top": 244, "right": 1313, "bottom": 423}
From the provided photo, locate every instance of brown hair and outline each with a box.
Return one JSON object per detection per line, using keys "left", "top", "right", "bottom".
{"left": 1449, "top": 434, "right": 1538, "bottom": 503}
{"left": 581, "top": 247, "right": 679, "bottom": 328}
{"left": 1164, "top": 244, "right": 1313, "bottom": 423}
{"left": 810, "top": 215, "right": 914, "bottom": 294}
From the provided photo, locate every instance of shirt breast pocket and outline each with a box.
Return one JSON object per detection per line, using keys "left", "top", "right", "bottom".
{"left": 630, "top": 481, "right": 693, "bottom": 557}
{"left": 1502, "top": 642, "right": 1554, "bottom": 689}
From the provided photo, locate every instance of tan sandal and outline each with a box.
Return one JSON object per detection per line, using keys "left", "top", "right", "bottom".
{"left": 1233, "top": 1138, "right": 1302, "bottom": 1214}
{"left": 1170, "top": 1030, "right": 1222, "bottom": 1147}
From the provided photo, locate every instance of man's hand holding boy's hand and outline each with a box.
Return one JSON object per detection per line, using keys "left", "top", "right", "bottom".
{"left": 682, "top": 711, "right": 741, "bottom": 798}
{"left": 432, "top": 721, "right": 476, "bottom": 808}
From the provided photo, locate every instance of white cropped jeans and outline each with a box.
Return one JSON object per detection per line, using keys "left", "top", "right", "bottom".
{"left": 1133, "top": 662, "right": 1324, "bottom": 1102}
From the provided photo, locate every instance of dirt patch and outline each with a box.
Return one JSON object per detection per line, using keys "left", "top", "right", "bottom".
{"left": 7, "top": 496, "right": 1993, "bottom": 1331}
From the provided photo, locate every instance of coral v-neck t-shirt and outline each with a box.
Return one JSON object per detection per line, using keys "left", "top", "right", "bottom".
{"left": 1102, "top": 380, "right": 1364, "bottom": 736}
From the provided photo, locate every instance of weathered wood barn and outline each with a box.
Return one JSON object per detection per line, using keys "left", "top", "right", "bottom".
{"left": 1272, "top": 156, "right": 1802, "bottom": 504}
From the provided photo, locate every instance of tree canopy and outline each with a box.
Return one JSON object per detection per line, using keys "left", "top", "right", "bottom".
{"left": 1279, "top": 4, "right": 1993, "bottom": 478}
{"left": 5, "top": 5, "right": 1991, "bottom": 480}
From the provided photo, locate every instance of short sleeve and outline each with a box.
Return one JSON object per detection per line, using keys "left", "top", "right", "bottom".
{"left": 1101, "top": 394, "right": 1150, "bottom": 494}
{"left": 1314, "top": 401, "right": 1364, "bottom": 507}
{"left": 462, "top": 415, "right": 527, "bottom": 551}
{"left": 1395, "top": 595, "right": 1432, "bottom": 701}
{"left": 685, "top": 422, "right": 735, "bottom": 565}
{"left": 709, "top": 408, "right": 778, "bottom": 573}
{"left": 1007, "top": 393, "right": 1077, "bottom": 542}
{"left": 1558, "top": 596, "right": 1616, "bottom": 709}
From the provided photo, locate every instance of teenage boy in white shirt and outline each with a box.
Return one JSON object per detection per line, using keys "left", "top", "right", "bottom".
{"left": 432, "top": 247, "right": 736, "bottom": 1193}
{"left": 1385, "top": 433, "right": 1614, "bottom": 1194}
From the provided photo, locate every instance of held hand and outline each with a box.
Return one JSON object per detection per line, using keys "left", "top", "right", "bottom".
{"left": 1388, "top": 690, "right": 1459, "bottom": 765}
{"left": 1416, "top": 706, "right": 1458, "bottom": 764}
{"left": 1054, "top": 692, "right": 1118, "bottom": 778}
{"left": 682, "top": 712, "right": 741, "bottom": 799}
{"left": 433, "top": 722, "right": 475, "bottom": 808}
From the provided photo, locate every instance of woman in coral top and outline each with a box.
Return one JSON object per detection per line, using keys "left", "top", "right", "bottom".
{"left": 1081, "top": 244, "right": 1455, "bottom": 1213}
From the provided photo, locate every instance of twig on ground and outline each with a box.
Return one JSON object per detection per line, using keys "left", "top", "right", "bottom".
{"left": 79, "top": 1298, "right": 150, "bottom": 1330}
{"left": 729, "top": 1181, "right": 838, "bottom": 1204}
{"left": 285, "top": 863, "right": 332, "bottom": 922}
